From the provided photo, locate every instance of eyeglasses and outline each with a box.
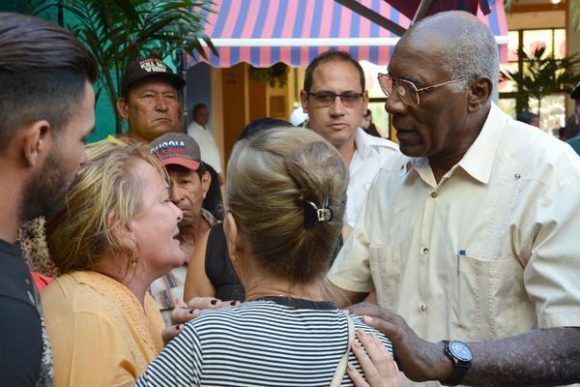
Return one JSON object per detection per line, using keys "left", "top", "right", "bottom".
{"left": 377, "top": 73, "right": 467, "bottom": 107}
{"left": 307, "top": 91, "right": 365, "bottom": 107}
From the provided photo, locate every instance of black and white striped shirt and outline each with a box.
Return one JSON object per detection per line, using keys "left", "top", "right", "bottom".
{"left": 137, "top": 297, "right": 393, "bottom": 386}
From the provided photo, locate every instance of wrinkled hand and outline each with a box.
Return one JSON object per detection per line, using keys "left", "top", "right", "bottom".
{"left": 346, "top": 303, "right": 451, "bottom": 382}
{"left": 162, "top": 297, "right": 241, "bottom": 345}
{"left": 347, "top": 330, "right": 403, "bottom": 387}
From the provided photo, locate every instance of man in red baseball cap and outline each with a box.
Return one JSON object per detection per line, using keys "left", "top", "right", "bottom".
{"left": 148, "top": 133, "right": 217, "bottom": 325}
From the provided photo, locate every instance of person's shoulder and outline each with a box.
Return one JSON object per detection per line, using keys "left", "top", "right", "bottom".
{"left": 567, "top": 135, "right": 580, "bottom": 155}
{"left": 183, "top": 302, "right": 250, "bottom": 337}
{"left": 190, "top": 300, "right": 271, "bottom": 325}
{"left": 494, "top": 118, "right": 580, "bottom": 188}
{"left": 0, "top": 292, "right": 41, "bottom": 320}
{"left": 351, "top": 314, "right": 394, "bottom": 354}
{"left": 42, "top": 272, "right": 114, "bottom": 315}
{"left": 187, "top": 121, "right": 203, "bottom": 134}
{"left": 0, "top": 244, "right": 36, "bottom": 305}
{"left": 504, "top": 119, "right": 578, "bottom": 163}
{"left": 359, "top": 128, "right": 399, "bottom": 151}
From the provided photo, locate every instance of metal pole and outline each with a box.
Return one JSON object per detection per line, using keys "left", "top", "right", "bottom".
{"left": 177, "top": 49, "right": 188, "bottom": 132}
{"left": 411, "top": 0, "right": 436, "bottom": 25}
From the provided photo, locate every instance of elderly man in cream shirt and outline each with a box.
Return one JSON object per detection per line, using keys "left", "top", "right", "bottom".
{"left": 329, "top": 11, "right": 580, "bottom": 387}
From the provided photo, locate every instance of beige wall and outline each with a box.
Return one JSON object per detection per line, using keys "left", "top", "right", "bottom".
{"left": 220, "top": 63, "right": 249, "bottom": 165}
{"left": 213, "top": 63, "right": 295, "bottom": 168}
{"left": 507, "top": 10, "right": 566, "bottom": 29}
{"left": 210, "top": 68, "right": 224, "bottom": 172}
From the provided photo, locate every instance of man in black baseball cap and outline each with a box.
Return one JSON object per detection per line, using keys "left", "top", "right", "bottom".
{"left": 117, "top": 57, "right": 185, "bottom": 142}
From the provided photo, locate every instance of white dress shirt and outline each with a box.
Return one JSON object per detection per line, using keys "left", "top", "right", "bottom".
{"left": 346, "top": 128, "right": 400, "bottom": 227}
{"left": 187, "top": 121, "right": 222, "bottom": 174}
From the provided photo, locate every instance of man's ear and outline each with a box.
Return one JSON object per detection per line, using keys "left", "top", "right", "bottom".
{"left": 467, "top": 77, "right": 492, "bottom": 113}
{"left": 361, "top": 90, "right": 369, "bottom": 114}
{"left": 201, "top": 170, "right": 211, "bottom": 198}
{"left": 116, "top": 97, "right": 129, "bottom": 120}
{"left": 300, "top": 89, "right": 309, "bottom": 114}
{"left": 21, "top": 120, "right": 51, "bottom": 168}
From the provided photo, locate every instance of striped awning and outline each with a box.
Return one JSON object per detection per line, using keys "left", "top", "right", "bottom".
{"left": 194, "top": 0, "right": 508, "bottom": 68}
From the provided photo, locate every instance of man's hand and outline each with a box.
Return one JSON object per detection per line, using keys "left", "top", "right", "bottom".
{"left": 162, "top": 297, "right": 241, "bottom": 345}
{"left": 347, "top": 302, "right": 452, "bottom": 383}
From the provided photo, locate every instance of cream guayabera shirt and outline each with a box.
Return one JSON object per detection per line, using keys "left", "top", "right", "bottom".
{"left": 329, "top": 103, "right": 580, "bottom": 386}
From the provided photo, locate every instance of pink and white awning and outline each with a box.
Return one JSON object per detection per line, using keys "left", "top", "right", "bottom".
{"left": 194, "top": 0, "right": 508, "bottom": 68}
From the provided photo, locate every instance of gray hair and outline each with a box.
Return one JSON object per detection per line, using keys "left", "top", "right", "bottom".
{"left": 410, "top": 11, "right": 499, "bottom": 93}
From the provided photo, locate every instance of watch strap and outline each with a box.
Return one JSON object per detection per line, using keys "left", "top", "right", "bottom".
{"left": 441, "top": 340, "right": 471, "bottom": 386}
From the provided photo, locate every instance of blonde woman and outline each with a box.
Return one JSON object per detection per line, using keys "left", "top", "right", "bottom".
{"left": 42, "top": 142, "right": 185, "bottom": 387}
{"left": 137, "top": 127, "right": 394, "bottom": 386}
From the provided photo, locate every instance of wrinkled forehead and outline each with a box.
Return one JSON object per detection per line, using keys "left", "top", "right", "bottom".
{"left": 127, "top": 77, "right": 179, "bottom": 97}
{"left": 389, "top": 26, "right": 453, "bottom": 80}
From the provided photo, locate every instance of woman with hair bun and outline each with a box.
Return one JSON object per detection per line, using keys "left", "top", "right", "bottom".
{"left": 138, "top": 127, "right": 395, "bottom": 386}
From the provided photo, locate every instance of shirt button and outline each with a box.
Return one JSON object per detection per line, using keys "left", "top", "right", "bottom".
{"left": 430, "top": 192, "right": 438, "bottom": 198}
{"left": 420, "top": 304, "right": 427, "bottom": 312}
{"left": 422, "top": 247, "right": 429, "bottom": 254}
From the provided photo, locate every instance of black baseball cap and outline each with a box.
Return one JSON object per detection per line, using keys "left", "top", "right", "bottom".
{"left": 121, "top": 57, "right": 185, "bottom": 96}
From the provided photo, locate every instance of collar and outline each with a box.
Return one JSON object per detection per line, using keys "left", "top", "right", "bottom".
{"left": 353, "top": 128, "right": 372, "bottom": 161}
{"left": 406, "top": 102, "right": 506, "bottom": 185}
{"left": 253, "top": 295, "right": 337, "bottom": 310}
{"left": 456, "top": 103, "right": 506, "bottom": 184}
{"left": 201, "top": 208, "right": 217, "bottom": 226}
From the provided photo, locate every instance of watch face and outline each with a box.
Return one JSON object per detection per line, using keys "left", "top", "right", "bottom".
{"left": 449, "top": 341, "right": 473, "bottom": 362}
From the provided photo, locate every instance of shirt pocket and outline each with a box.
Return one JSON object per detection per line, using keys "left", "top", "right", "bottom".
{"left": 453, "top": 254, "right": 531, "bottom": 340}
{"left": 369, "top": 244, "right": 401, "bottom": 310}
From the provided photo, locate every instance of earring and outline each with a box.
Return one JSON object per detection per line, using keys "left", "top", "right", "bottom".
{"left": 130, "top": 252, "right": 138, "bottom": 268}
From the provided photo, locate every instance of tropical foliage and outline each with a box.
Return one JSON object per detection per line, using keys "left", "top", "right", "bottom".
{"left": 500, "top": 46, "right": 580, "bottom": 115}
{"left": 28, "top": 0, "right": 216, "bottom": 133}
{"left": 249, "top": 63, "right": 290, "bottom": 88}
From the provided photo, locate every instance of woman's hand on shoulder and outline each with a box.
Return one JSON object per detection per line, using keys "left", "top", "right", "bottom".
{"left": 347, "top": 330, "right": 403, "bottom": 387}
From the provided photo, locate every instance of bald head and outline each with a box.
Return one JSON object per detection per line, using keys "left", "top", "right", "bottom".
{"left": 400, "top": 11, "right": 499, "bottom": 92}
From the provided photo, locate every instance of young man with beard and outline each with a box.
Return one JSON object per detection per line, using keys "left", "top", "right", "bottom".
{"left": 0, "top": 12, "right": 97, "bottom": 385}
{"left": 148, "top": 133, "right": 217, "bottom": 325}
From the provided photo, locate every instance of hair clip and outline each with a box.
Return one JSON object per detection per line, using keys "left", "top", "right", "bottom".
{"left": 303, "top": 197, "right": 333, "bottom": 229}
